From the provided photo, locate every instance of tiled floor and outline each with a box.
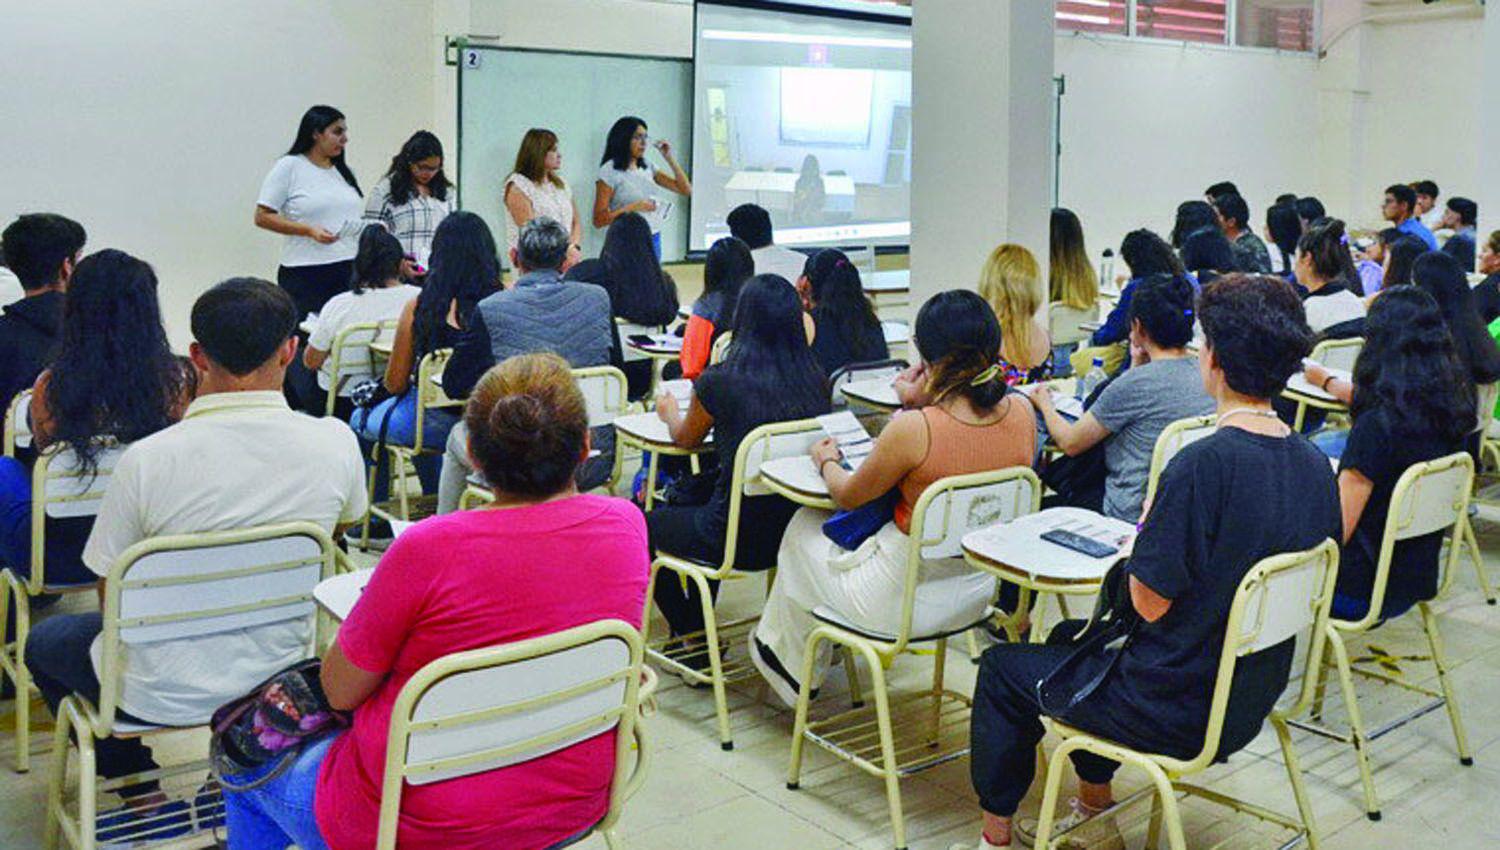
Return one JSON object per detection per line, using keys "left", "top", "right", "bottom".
{"left": 4, "top": 496, "right": 1500, "bottom": 849}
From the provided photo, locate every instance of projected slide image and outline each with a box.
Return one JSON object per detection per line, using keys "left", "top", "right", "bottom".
{"left": 690, "top": 2, "right": 912, "bottom": 250}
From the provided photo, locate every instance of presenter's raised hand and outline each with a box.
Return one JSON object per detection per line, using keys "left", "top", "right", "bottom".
{"left": 653, "top": 138, "right": 674, "bottom": 159}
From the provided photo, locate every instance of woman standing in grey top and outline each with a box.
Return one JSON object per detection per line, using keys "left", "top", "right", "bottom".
{"left": 592, "top": 115, "right": 692, "bottom": 258}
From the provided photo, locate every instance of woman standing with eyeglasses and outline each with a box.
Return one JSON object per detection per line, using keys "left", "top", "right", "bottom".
{"left": 363, "top": 130, "right": 455, "bottom": 278}
{"left": 592, "top": 115, "right": 692, "bottom": 258}
{"left": 255, "top": 105, "right": 364, "bottom": 318}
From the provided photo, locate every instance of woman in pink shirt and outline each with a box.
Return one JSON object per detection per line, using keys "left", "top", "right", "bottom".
{"left": 222, "top": 352, "right": 650, "bottom": 850}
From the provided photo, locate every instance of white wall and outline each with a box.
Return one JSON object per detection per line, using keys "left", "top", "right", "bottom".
{"left": 1055, "top": 33, "right": 1320, "bottom": 262}
{"left": 0, "top": 1, "right": 438, "bottom": 346}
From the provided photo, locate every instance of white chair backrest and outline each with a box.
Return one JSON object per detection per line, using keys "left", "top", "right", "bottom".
{"left": 40, "top": 444, "right": 126, "bottom": 520}
{"left": 1309, "top": 337, "right": 1363, "bottom": 373}
{"left": 1233, "top": 542, "right": 1337, "bottom": 655}
{"left": 1388, "top": 453, "right": 1472, "bottom": 542}
{"left": 740, "top": 423, "right": 823, "bottom": 497}
{"left": 915, "top": 470, "right": 1041, "bottom": 560}
{"left": 1048, "top": 302, "right": 1101, "bottom": 346}
{"left": 710, "top": 332, "right": 734, "bottom": 365}
{"left": 115, "top": 529, "right": 327, "bottom": 645}
{"left": 402, "top": 634, "right": 633, "bottom": 786}
{"left": 574, "top": 367, "right": 628, "bottom": 428}
{"left": 5, "top": 389, "right": 33, "bottom": 456}
{"left": 329, "top": 321, "right": 398, "bottom": 395}
{"left": 1154, "top": 416, "right": 1216, "bottom": 472}
{"left": 829, "top": 359, "right": 907, "bottom": 407}
{"left": 847, "top": 246, "right": 878, "bottom": 274}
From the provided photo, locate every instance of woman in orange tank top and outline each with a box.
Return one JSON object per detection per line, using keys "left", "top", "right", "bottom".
{"left": 749, "top": 291, "right": 1035, "bottom": 708}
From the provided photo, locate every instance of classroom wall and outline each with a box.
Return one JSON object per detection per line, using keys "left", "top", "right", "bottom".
{"left": 0, "top": 1, "right": 439, "bottom": 347}
{"left": 1053, "top": 33, "right": 1321, "bottom": 264}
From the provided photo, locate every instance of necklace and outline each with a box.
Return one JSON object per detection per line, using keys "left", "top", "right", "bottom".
{"left": 1216, "top": 407, "right": 1285, "bottom": 430}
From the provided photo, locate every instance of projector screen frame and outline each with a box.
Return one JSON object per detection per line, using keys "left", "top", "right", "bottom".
{"left": 690, "top": 0, "right": 914, "bottom": 256}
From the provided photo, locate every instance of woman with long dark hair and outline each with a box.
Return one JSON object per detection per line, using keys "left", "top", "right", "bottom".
{"left": 255, "top": 105, "right": 364, "bottom": 317}
{"left": 503, "top": 128, "right": 581, "bottom": 258}
{"left": 350, "top": 212, "right": 499, "bottom": 500}
{"left": 800, "top": 248, "right": 888, "bottom": 376}
{"left": 363, "top": 130, "right": 454, "bottom": 275}
{"left": 1049, "top": 208, "right": 1099, "bottom": 310}
{"left": 0, "top": 250, "right": 186, "bottom": 585}
{"left": 1296, "top": 217, "right": 1366, "bottom": 332}
{"left": 1412, "top": 252, "right": 1500, "bottom": 386}
{"left": 1170, "top": 200, "right": 1219, "bottom": 249}
{"left": 567, "top": 211, "right": 679, "bottom": 396}
{"left": 750, "top": 289, "right": 1037, "bottom": 706}
{"left": 592, "top": 116, "right": 691, "bottom": 257}
{"left": 649, "top": 275, "right": 830, "bottom": 650}
{"left": 1381, "top": 234, "right": 1426, "bottom": 292}
{"left": 679, "top": 236, "right": 754, "bottom": 380}
{"left": 1332, "top": 287, "right": 1475, "bottom": 620}
{"left": 1265, "top": 202, "right": 1303, "bottom": 281}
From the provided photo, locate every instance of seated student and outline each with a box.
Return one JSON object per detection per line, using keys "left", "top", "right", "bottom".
{"left": 799, "top": 248, "right": 888, "bottom": 377}
{"left": 1049, "top": 208, "right": 1100, "bottom": 312}
{"left": 24, "top": 278, "right": 366, "bottom": 816}
{"left": 1355, "top": 228, "right": 1401, "bottom": 298}
{"left": 222, "top": 352, "right": 649, "bottom": 850}
{"left": 649, "top": 276, "right": 830, "bottom": 655}
{"left": 1383, "top": 183, "right": 1439, "bottom": 251}
{"left": 565, "top": 211, "right": 679, "bottom": 397}
{"left": 978, "top": 245, "right": 1052, "bottom": 385}
{"left": 0, "top": 250, "right": 187, "bottom": 591}
{"left": 955, "top": 274, "right": 1337, "bottom": 850}
{"left": 727, "top": 203, "right": 807, "bottom": 286}
{"left": 749, "top": 290, "right": 1035, "bottom": 707}
{"left": 1296, "top": 196, "right": 1327, "bottom": 231}
{"left": 0, "top": 214, "right": 86, "bottom": 407}
{"left": 1439, "top": 196, "right": 1478, "bottom": 273}
{"left": 298, "top": 225, "right": 419, "bottom": 417}
{"left": 680, "top": 236, "right": 753, "bottom": 380}
{"left": 1091, "top": 229, "right": 1189, "bottom": 348}
{"left": 1296, "top": 218, "right": 1366, "bottom": 333}
{"left": 1169, "top": 200, "right": 1219, "bottom": 251}
{"left": 1180, "top": 227, "right": 1240, "bottom": 285}
{"left": 1264, "top": 202, "right": 1303, "bottom": 285}
{"left": 1030, "top": 274, "right": 1214, "bottom": 521}
{"left": 1411, "top": 252, "right": 1500, "bottom": 390}
{"left": 1213, "top": 193, "right": 1272, "bottom": 274}
{"left": 1380, "top": 234, "right": 1425, "bottom": 293}
{"left": 1472, "top": 230, "right": 1500, "bottom": 324}
{"left": 438, "top": 217, "right": 617, "bottom": 513}
{"left": 350, "top": 211, "right": 497, "bottom": 504}
{"left": 1322, "top": 287, "right": 1474, "bottom": 622}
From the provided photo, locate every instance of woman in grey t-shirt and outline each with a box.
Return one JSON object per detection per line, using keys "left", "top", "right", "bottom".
{"left": 592, "top": 115, "right": 691, "bottom": 258}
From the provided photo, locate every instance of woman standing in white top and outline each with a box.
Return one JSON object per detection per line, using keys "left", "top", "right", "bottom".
{"left": 255, "top": 105, "right": 364, "bottom": 318}
{"left": 503, "top": 128, "right": 582, "bottom": 263}
{"left": 593, "top": 115, "right": 692, "bottom": 259}
{"left": 364, "top": 130, "right": 455, "bottom": 278}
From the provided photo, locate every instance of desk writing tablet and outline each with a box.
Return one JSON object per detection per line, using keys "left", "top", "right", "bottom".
{"left": 315, "top": 569, "right": 373, "bottom": 622}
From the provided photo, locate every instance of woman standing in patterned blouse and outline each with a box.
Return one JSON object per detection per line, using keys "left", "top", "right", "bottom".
{"left": 504, "top": 128, "right": 582, "bottom": 264}
{"left": 363, "top": 130, "right": 456, "bottom": 276}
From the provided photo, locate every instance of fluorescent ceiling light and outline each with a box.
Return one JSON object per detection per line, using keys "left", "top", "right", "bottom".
{"left": 700, "top": 29, "right": 912, "bottom": 50}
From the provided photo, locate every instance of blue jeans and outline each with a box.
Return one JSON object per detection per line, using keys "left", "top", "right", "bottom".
{"left": 223, "top": 733, "right": 335, "bottom": 850}
{"left": 350, "top": 393, "right": 456, "bottom": 498}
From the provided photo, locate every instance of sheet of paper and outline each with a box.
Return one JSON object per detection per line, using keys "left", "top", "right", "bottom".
{"left": 648, "top": 334, "right": 683, "bottom": 352}
{"left": 817, "top": 410, "right": 874, "bottom": 470}
{"left": 659, "top": 379, "right": 693, "bottom": 407}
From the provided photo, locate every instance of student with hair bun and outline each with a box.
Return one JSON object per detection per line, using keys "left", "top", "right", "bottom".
{"left": 223, "top": 351, "right": 649, "bottom": 850}
{"left": 748, "top": 290, "right": 1036, "bottom": 708}
{"left": 1030, "top": 273, "right": 1214, "bottom": 521}
{"left": 1296, "top": 217, "right": 1366, "bottom": 331}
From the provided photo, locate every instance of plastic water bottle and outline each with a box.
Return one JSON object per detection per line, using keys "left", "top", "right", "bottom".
{"left": 1077, "top": 357, "right": 1107, "bottom": 402}
{"left": 1099, "top": 249, "right": 1116, "bottom": 293}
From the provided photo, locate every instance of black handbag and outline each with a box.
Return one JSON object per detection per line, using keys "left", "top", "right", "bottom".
{"left": 1035, "top": 558, "right": 1141, "bottom": 718}
{"left": 209, "top": 659, "right": 350, "bottom": 792}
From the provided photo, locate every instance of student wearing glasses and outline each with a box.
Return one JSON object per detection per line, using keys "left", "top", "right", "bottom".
{"left": 592, "top": 116, "right": 691, "bottom": 258}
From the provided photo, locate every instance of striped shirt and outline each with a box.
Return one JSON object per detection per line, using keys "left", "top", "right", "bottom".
{"left": 363, "top": 175, "right": 456, "bottom": 265}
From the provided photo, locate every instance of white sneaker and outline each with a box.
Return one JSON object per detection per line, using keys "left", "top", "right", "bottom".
{"left": 948, "top": 834, "right": 1008, "bottom": 850}
{"left": 1013, "top": 798, "right": 1123, "bottom": 850}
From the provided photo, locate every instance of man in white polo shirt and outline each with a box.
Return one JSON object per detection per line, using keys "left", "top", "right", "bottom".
{"left": 25, "top": 277, "right": 366, "bottom": 801}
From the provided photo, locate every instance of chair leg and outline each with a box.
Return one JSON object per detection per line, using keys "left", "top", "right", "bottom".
{"left": 1271, "top": 713, "right": 1322, "bottom": 850}
{"left": 1461, "top": 517, "right": 1497, "bottom": 605}
{"left": 1031, "top": 738, "right": 1075, "bottom": 850}
{"left": 842, "top": 647, "right": 864, "bottom": 708}
{"left": 787, "top": 630, "right": 828, "bottom": 790}
{"left": 395, "top": 450, "right": 412, "bottom": 520}
{"left": 12, "top": 583, "right": 30, "bottom": 773}
{"left": 864, "top": 645, "right": 907, "bottom": 850}
{"left": 1419, "top": 602, "right": 1474, "bottom": 765}
{"left": 1311, "top": 639, "right": 1332, "bottom": 723}
{"left": 687, "top": 569, "right": 733, "bottom": 751}
{"left": 928, "top": 638, "right": 947, "bottom": 748}
{"left": 360, "top": 461, "right": 379, "bottom": 551}
{"left": 642, "top": 451, "right": 661, "bottom": 512}
{"left": 1143, "top": 761, "right": 1187, "bottom": 850}
{"left": 43, "top": 699, "right": 72, "bottom": 850}
{"left": 966, "top": 627, "right": 982, "bottom": 664}
{"left": 1327, "top": 627, "right": 1381, "bottom": 820}
{"left": 1145, "top": 791, "right": 1164, "bottom": 850}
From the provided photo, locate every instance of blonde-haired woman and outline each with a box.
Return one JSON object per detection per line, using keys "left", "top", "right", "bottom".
{"left": 1050, "top": 207, "right": 1099, "bottom": 309}
{"left": 978, "top": 243, "right": 1053, "bottom": 386}
{"left": 503, "top": 128, "right": 582, "bottom": 260}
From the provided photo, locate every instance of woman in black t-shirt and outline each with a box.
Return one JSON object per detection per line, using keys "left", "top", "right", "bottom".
{"left": 959, "top": 274, "right": 1340, "bottom": 850}
{"left": 1333, "top": 287, "right": 1475, "bottom": 621}
{"left": 649, "top": 275, "right": 831, "bottom": 647}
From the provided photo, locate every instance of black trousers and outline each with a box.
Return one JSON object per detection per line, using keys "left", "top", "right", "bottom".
{"left": 646, "top": 495, "right": 799, "bottom": 637}
{"left": 277, "top": 260, "right": 353, "bottom": 319}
